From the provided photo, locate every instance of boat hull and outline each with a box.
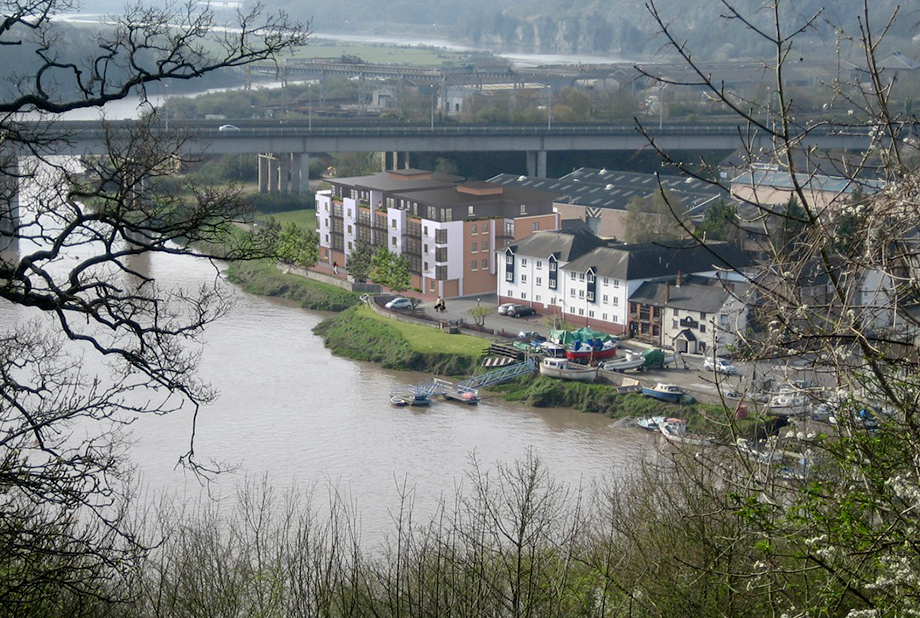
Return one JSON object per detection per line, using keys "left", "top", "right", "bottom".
{"left": 641, "top": 386, "right": 683, "bottom": 403}
{"left": 565, "top": 347, "right": 617, "bottom": 362}
{"left": 540, "top": 359, "right": 598, "bottom": 382}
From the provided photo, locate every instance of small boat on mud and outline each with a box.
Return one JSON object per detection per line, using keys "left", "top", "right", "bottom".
{"left": 391, "top": 393, "right": 431, "bottom": 406}
{"left": 539, "top": 357, "right": 599, "bottom": 382}
{"left": 641, "top": 383, "right": 685, "bottom": 403}
{"left": 565, "top": 339, "right": 618, "bottom": 362}
{"left": 659, "top": 418, "right": 711, "bottom": 446}
{"left": 637, "top": 415, "right": 667, "bottom": 431}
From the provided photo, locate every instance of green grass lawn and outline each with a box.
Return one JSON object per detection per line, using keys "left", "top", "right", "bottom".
{"left": 357, "top": 305, "right": 489, "bottom": 357}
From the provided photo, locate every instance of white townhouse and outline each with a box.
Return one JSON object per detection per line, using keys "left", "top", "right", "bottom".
{"left": 499, "top": 231, "right": 751, "bottom": 336}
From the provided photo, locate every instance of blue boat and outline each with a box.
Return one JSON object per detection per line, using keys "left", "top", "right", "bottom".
{"left": 641, "top": 383, "right": 684, "bottom": 403}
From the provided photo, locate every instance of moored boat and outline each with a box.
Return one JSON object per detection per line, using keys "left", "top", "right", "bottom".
{"left": 539, "top": 357, "right": 599, "bottom": 382}
{"left": 641, "top": 383, "right": 685, "bottom": 403}
{"left": 659, "top": 418, "right": 711, "bottom": 446}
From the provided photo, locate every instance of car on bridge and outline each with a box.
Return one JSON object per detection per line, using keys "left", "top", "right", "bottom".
{"left": 218, "top": 124, "right": 240, "bottom": 131}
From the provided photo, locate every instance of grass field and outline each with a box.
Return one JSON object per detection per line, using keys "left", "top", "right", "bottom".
{"left": 288, "top": 38, "right": 479, "bottom": 67}
{"left": 356, "top": 305, "right": 489, "bottom": 357}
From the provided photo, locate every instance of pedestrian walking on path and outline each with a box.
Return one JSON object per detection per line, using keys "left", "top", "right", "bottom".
{"left": 333, "top": 261, "right": 338, "bottom": 275}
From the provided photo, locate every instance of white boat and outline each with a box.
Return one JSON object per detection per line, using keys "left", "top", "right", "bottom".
{"left": 637, "top": 415, "right": 667, "bottom": 431}
{"left": 659, "top": 418, "right": 711, "bottom": 446}
{"left": 641, "top": 383, "right": 684, "bottom": 403}
{"left": 539, "top": 357, "right": 599, "bottom": 382}
{"left": 602, "top": 352, "right": 646, "bottom": 372}
{"left": 767, "top": 391, "right": 809, "bottom": 416}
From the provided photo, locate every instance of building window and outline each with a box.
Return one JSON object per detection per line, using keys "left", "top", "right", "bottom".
{"left": 468, "top": 206, "right": 475, "bottom": 216}
{"left": 612, "top": 315, "right": 619, "bottom": 323}
{"left": 347, "top": 225, "right": 352, "bottom": 234}
{"left": 589, "top": 310, "right": 595, "bottom": 318}
{"left": 436, "top": 229, "right": 447, "bottom": 243}
{"left": 391, "top": 220, "right": 397, "bottom": 229}
{"left": 570, "top": 272, "right": 576, "bottom": 280}
{"left": 348, "top": 241, "right": 353, "bottom": 251}
{"left": 579, "top": 308, "right": 584, "bottom": 316}
{"left": 506, "top": 272, "right": 513, "bottom": 282}
{"left": 579, "top": 273, "right": 585, "bottom": 281}
{"left": 521, "top": 292, "right": 527, "bottom": 300}
{"left": 506, "top": 254, "right": 514, "bottom": 265}
{"left": 700, "top": 325, "right": 706, "bottom": 333}
{"left": 603, "top": 277, "right": 609, "bottom": 285}
{"left": 613, "top": 297, "right": 619, "bottom": 306}
{"left": 570, "top": 307, "right": 576, "bottom": 314}
{"left": 536, "top": 295, "right": 541, "bottom": 302}
{"left": 587, "top": 291, "right": 594, "bottom": 302}
{"left": 549, "top": 261, "right": 556, "bottom": 272}
{"left": 424, "top": 225, "right": 428, "bottom": 235}
{"left": 424, "top": 261, "right": 429, "bottom": 271}
{"left": 436, "top": 266, "right": 447, "bottom": 280}
{"left": 579, "top": 290, "right": 585, "bottom": 298}
{"left": 570, "top": 288, "right": 576, "bottom": 297}
{"left": 672, "top": 320, "right": 678, "bottom": 329}
{"left": 481, "top": 241, "right": 489, "bottom": 252}
{"left": 536, "top": 261, "right": 542, "bottom": 270}
{"left": 471, "top": 260, "right": 478, "bottom": 270}
{"left": 536, "top": 277, "right": 542, "bottom": 285}
{"left": 520, "top": 204, "right": 526, "bottom": 215}
{"left": 324, "top": 234, "right": 329, "bottom": 243}
{"left": 521, "top": 258, "right": 528, "bottom": 267}
{"left": 424, "top": 244, "right": 429, "bottom": 253}
{"left": 532, "top": 221, "right": 539, "bottom": 231}
{"left": 482, "top": 259, "right": 488, "bottom": 269}
{"left": 471, "top": 242, "right": 478, "bottom": 253}
{"left": 430, "top": 281, "right": 436, "bottom": 292}
{"left": 587, "top": 272, "right": 595, "bottom": 283}
{"left": 521, "top": 274, "right": 527, "bottom": 283}
{"left": 471, "top": 224, "right": 478, "bottom": 234}
{"left": 482, "top": 222, "right": 489, "bottom": 234}
{"left": 603, "top": 294, "right": 609, "bottom": 303}
{"left": 603, "top": 313, "right": 608, "bottom": 321}
{"left": 614, "top": 279, "right": 620, "bottom": 287}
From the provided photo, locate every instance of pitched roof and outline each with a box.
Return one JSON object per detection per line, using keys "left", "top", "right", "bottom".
{"left": 629, "top": 275, "right": 737, "bottom": 313}
{"left": 561, "top": 239, "right": 751, "bottom": 280}
{"left": 506, "top": 229, "right": 609, "bottom": 261}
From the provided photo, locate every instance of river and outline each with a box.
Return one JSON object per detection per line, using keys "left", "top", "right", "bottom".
{"left": 1, "top": 239, "right": 655, "bottom": 540}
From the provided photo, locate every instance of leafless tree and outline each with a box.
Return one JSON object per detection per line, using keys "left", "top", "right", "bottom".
{"left": 634, "top": 0, "right": 920, "bottom": 614}
{"left": 0, "top": 0, "right": 308, "bottom": 610}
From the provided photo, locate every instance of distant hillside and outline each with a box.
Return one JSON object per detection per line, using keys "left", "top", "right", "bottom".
{"left": 288, "top": 0, "right": 918, "bottom": 63}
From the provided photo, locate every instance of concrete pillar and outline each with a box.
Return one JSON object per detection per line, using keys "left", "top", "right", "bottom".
{"left": 537, "top": 150, "right": 547, "bottom": 178}
{"left": 291, "top": 153, "right": 310, "bottom": 194}
{"left": 268, "top": 156, "right": 280, "bottom": 193}
{"left": 279, "top": 154, "right": 291, "bottom": 194}
{"left": 526, "top": 151, "right": 536, "bottom": 177}
{"left": 381, "top": 151, "right": 388, "bottom": 171}
{"left": 391, "top": 151, "right": 398, "bottom": 171}
{"left": 404, "top": 151, "right": 410, "bottom": 169}
{"left": 258, "top": 154, "right": 270, "bottom": 193}
{"left": 0, "top": 173, "right": 18, "bottom": 252}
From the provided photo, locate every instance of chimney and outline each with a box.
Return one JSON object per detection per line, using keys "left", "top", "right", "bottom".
{"left": 665, "top": 282, "right": 670, "bottom": 303}
{"left": 676, "top": 271, "right": 682, "bottom": 288}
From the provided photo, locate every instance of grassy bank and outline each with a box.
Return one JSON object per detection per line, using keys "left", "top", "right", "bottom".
{"left": 313, "top": 304, "right": 488, "bottom": 375}
{"left": 226, "top": 260, "right": 359, "bottom": 312}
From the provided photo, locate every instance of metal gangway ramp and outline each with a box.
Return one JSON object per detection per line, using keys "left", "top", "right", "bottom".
{"left": 432, "top": 359, "right": 538, "bottom": 402}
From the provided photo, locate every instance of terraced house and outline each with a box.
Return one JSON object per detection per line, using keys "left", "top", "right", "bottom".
{"left": 499, "top": 229, "right": 751, "bottom": 336}
{"left": 316, "top": 169, "right": 559, "bottom": 298}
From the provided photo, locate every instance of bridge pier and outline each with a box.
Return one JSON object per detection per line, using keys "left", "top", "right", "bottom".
{"left": 291, "top": 153, "right": 310, "bottom": 194}
{"left": 0, "top": 174, "right": 19, "bottom": 252}
{"left": 382, "top": 151, "right": 410, "bottom": 171}
{"left": 258, "top": 154, "right": 271, "bottom": 193}
{"left": 526, "top": 151, "right": 547, "bottom": 178}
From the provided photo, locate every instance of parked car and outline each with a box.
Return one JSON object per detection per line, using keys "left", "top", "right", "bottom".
{"left": 497, "top": 302, "right": 516, "bottom": 315}
{"left": 385, "top": 297, "right": 413, "bottom": 310}
{"left": 218, "top": 124, "right": 240, "bottom": 131}
{"left": 507, "top": 304, "right": 536, "bottom": 318}
{"left": 703, "top": 357, "right": 737, "bottom": 375}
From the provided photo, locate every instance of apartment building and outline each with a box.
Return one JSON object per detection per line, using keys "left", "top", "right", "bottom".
{"left": 499, "top": 230, "right": 750, "bottom": 335}
{"left": 316, "top": 169, "right": 559, "bottom": 298}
